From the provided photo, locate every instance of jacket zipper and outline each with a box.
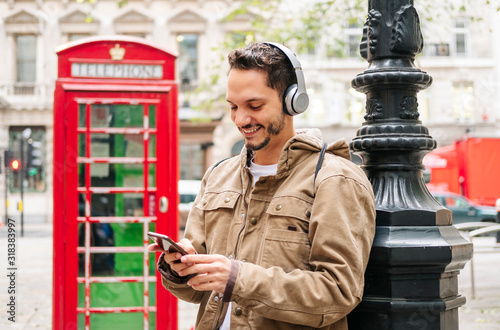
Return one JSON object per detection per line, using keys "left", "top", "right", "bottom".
{"left": 233, "top": 171, "right": 251, "bottom": 258}
{"left": 212, "top": 170, "right": 252, "bottom": 329}
{"left": 211, "top": 293, "right": 224, "bottom": 330}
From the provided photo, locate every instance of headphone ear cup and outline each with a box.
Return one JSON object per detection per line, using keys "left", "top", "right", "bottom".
{"left": 293, "top": 90, "right": 309, "bottom": 114}
{"left": 283, "top": 84, "right": 298, "bottom": 116}
{"left": 283, "top": 84, "right": 309, "bottom": 116}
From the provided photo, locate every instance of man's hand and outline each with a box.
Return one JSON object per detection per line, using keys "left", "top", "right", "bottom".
{"left": 178, "top": 254, "right": 232, "bottom": 294}
{"left": 148, "top": 238, "right": 196, "bottom": 275}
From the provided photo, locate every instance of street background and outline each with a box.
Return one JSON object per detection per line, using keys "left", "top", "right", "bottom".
{"left": 0, "top": 222, "right": 499, "bottom": 329}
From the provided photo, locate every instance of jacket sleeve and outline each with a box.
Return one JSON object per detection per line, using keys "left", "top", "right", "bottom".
{"left": 227, "top": 172, "right": 376, "bottom": 327}
{"left": 157, "top": 170, "right": 211, "bottom": 304}
{"left": 157, "top": 255, "right": 203, "bottom": 304}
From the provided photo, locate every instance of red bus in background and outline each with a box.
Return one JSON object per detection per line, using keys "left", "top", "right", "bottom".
{"left": 424, "top": 136, "right": 500, "bottom": 206}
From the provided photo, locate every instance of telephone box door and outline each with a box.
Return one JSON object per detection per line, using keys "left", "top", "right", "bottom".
{"left": 53, "top": 37, "right": 179, "bottom": 329}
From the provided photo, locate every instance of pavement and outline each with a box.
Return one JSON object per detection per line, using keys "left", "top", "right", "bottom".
{"left": 0, "top": 221, "right": 499, "bottom": 329}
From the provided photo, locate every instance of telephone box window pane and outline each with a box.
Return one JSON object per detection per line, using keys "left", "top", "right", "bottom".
{"left": 91, "top": 105, "right": 112, "bottom": 128}
{"left": 77, "top": 225, "right": 158, "bottom": 275}
{"left": 149, "top": 292, "right": 157, "bottom": 311}
{"left": 78, "top": 193, "right": 85, "bottom": 217}
{"left": 79, "top": 104, "right": 154, "bottom": 129}
{"left": 16, "top": 35, "right": 36, "bottom": 82}
{"left": 148, "top": 163, "right": 156, "bottom": 186}
{"left": 78, "top": 227, "right": 116, "bottom": 276}
{"left": 79, "top": 193, "right": 151, "bottom": 217}
{"left": 77, "top": 193, "right": 146, "bottom": 217}
{"left": 87, "top": 104, "right": 145, "bottom": 128}
{"left": 79, "top": 133, "right": 155, "bottom": 158}
{"left": 112, "top": 249, "right": 157, "bottom": 276}
{"left": 116, "top": 163, "right": 155, "bottom": 188}
{"left": 78, "top": 164, "right": 155, "bottom": 188}
{"left": 78, "top": 104, "right": 86, "bottom": 128}
{"left": 149, "top": 105, "right": 156, "bottom": 128}
{"left": 111, "top": 134, "right": 143, "bottom": 158}
{"left": 113, "top": 133, "right": 155, "bottom": 158}
{"left": 78, "top": 312, "right": 157, "bottom": 329}
{"left": 95, "top": 194, "right": 118, "bottom": 216}
{"left": 117, "top": 133, "right": 147, "bottom": 157}
{"left": 78, "top": 134, "right": 86, "bottom": 157}
{"left": 78, "top": 193, "right": 144, "bottom": 217}
{"left": 77, "top": 280, "right": 156, "bottom": 307}
{"left": 149, "top": 135, "right": 156, "bottom": 158}
{"left": 112, "top": 223, "right": 149, "bottom": 248}
{"left": 90, "top": 133, "right": 143, "bottom": 158}
{"left": 78, "top": 250, "right": 156, "bottom": 277}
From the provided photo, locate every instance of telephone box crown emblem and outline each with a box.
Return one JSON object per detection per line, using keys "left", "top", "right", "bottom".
{"left": 110, "top": 44, "right": 125, "bottom": 60}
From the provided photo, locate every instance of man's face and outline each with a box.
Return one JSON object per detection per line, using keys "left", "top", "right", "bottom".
{"left": 226, "top": 69, "right": 292, "bottom": 155}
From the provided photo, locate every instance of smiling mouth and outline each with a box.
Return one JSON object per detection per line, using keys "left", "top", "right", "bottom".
{"left": 241, "top": 126, "right": 261, "bottom": 134}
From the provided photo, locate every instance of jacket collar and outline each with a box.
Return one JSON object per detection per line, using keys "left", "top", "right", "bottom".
{"left": 239, "top": 128, "right": 351, "bottom": 175}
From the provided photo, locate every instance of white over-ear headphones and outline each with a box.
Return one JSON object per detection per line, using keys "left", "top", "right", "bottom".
{"left": 264, "top": 42, "right": 309, "bottom": 116}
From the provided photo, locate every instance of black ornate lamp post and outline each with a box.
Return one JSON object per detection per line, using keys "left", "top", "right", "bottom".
{"left": 348, "top": 1, "right": 473, "bottom": 329}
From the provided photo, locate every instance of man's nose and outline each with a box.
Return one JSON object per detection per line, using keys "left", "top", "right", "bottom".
{"left": 233, "top": 109, "right": 252, "bottom": 127}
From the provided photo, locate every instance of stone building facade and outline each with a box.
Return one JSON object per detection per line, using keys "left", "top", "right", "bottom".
{"left": 0, "top": 0, "right": 498, "bottom": 223}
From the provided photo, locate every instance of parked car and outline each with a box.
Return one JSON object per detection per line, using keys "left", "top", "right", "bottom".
{"left": 178, "top": 180, "right": 202, "bottom": 229}
{"left": 431, "top": 191, "right": 497, "bottom": 224}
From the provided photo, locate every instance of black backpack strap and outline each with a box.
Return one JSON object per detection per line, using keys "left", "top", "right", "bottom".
{"left": 313, "top": 142, "right": 328, "bottom": 193}
{"left": 209, "top": 156, "right": 233, "bottom": 176}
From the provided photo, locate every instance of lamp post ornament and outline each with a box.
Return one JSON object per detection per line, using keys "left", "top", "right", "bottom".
{"left": 348, "top": 1, "right": 473, "bottom": 329}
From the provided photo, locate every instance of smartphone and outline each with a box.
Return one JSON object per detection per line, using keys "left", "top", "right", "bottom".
{"left": 148, "top": 232, "right": 188, "bottom": 255}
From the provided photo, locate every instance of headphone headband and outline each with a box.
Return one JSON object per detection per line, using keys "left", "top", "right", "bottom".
{"left": 263, "top": 42, "right": 309, "bottom": 116}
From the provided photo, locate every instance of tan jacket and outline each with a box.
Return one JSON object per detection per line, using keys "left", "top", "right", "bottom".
{"left": 159, "top": 130, "right": 376, "bottom": 329}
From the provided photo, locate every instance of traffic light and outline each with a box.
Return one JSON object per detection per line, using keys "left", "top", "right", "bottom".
{"left": 11, "top": 159, "right": 20, "bottom": 171}
{"left": 27, "top": 140, "right": 42, "bottom": 175}
{"left": 4, "top": 149, "right": 13, "bottom": 168}
{"left": 4, "top": 150, "right": 19, "bottom": 172}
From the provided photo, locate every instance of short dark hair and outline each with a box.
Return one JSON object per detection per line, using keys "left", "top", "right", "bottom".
{"left": 227, "top": 42, "right": 297, "bottom": 102}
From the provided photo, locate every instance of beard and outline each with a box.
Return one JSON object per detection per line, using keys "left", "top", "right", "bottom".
{"left": 244, "top": 112, "right": 286, "bottom": 151}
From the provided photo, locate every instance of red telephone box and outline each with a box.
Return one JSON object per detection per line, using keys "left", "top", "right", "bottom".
{"left": 53, "top": 36, "right": 179, "bottom": 329}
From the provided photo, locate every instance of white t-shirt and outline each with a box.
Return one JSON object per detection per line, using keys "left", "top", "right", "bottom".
{"left": 220, "top": 160, "right": 278, "bottom": 330}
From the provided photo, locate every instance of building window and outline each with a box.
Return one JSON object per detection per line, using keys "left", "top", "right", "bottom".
{"left": 423, "top": 43, "right": 450, "bottom": 57}
{"left": 180, "top": 143, "right": 203, "bottom": 180}
{"left": 120, "top": 33, "right": 146, "bottom": 39}
{"left": 452, "top": 18, "right": 470, "bottom": 56}
{"left": 452, "top": 82, "right": 474, "bottom": 122}
{"left": 345, "top": 22, "right": 362, "bottom": 58}
{"left": 16, "top": 35, "right": 36, "bottom": 83}
{"left": 177, "top": 34, "right": 198, "bottom": 89}
{"left": 8, "top": 126, "right": 46, "bottom": 193}
{"left": 230, "top": 32, "right": 254, "bottom": 47}
{"left": 68, "top": 33, "right": 91, "bottom": 41}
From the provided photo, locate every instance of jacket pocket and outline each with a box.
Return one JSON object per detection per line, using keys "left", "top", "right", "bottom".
{"left": 196, "top": 190, "right": 240, "bottom": 211}
{"left": 195, "top": 191, "right": 241, "bottom": 253}
{"left": 261, "top": 197, "right": 312, "bottom": 272}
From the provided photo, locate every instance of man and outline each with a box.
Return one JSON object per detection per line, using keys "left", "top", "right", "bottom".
{"left": 149, "top": 42, "right": 376, "bottom": 329}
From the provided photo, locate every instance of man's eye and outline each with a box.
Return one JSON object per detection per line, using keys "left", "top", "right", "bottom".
{"left": 249, "top": 104, "right": 263, "bottom": 110}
